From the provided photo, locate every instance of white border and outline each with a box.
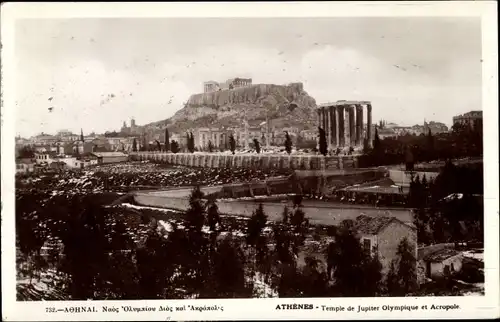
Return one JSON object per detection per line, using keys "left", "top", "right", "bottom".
{"left": 1, "top": 2, "right": 498, "bottom": 321}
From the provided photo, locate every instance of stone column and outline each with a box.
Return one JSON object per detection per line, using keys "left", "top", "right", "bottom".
{"left": 316, "top": 108, "right": 322, "bottom": 150}
{"left": 334, "top": 106, "right": 339, "bottom": 148}
{"left": 367, "top": 104, "right": 372, "bottom": 147}
{"left": 338, "top": 106, "right": 345, "bottom": 147}
{"left": 330, "top": 106, "right": 337, "bottom": 148}
{"left": 359, "top": 105, "right": 364, "bottom": 146}
{"left": 322, "top": 107, "right": 327, "bottom": 131}
{"left": 344, "top": 106, "right": 350, "bottom": 147}
{"left": 349, "top": 106, "right": 356, "bottom": 146}
{"left": 355, "top": 105, "right": 362, "bottom": 146}
{"left": 325, "top": 106, "right": 330, "bottom": 149}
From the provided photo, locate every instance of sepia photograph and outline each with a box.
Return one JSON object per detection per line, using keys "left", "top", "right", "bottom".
{"left": 2, "top": 2, "right": 498, "bottom": 321}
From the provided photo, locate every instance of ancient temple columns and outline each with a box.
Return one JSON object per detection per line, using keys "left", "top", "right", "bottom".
{"left": 317, "top": 101, "right": 373, "bottom": 149}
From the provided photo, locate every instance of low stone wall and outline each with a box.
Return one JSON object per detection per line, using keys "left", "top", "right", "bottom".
{"left": 129, "top": 152, "right": 359, "bottom": 171}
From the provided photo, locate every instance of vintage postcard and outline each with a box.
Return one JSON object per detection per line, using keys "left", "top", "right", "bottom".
{"left": 1, "top": 1, "right": 498, "bottom": 321}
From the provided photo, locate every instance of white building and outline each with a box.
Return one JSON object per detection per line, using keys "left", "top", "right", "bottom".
{"left": 34, "top": 152, "right": 57, "bottom": 165}
{"left": 57, "top": 156, "right": 98, "bottom": 169}
{"left": 16, "top": 158, "right": 35, "bottom": 174}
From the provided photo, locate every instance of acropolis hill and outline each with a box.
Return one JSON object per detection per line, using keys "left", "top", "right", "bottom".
{"left": 165, "top": 82, "right": 318, "bottom": 132}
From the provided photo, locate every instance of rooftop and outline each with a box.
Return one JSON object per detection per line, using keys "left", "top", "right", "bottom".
{"left": 353, "top": 214, "right": 409, "bottom": 235}
{"left": 35, "top": 151, "right": 58, "bottom": 157}
{"left": 16, "top": 158, "right": 34, "bottom": 164}
{"left": 423, "top": 248, "right": 461, "bottom": 262}
{"left": 318, "top": 100, "right": 371, "bottom": 108}
{"left": 91, "top": 152, "right": 128, "bottom": 157}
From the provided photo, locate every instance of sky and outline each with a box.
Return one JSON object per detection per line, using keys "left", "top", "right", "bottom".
{"left": 14, "top": 17, "right": 482, "bottom": 138}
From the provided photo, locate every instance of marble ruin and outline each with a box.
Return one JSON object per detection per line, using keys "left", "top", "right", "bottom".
{"left": 317, "top": 100, "right": 373, "bottom": 150}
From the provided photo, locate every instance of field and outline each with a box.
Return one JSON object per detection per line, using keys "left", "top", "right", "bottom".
{"left": 16, "top": 161, "right": 293, "bottom": 193}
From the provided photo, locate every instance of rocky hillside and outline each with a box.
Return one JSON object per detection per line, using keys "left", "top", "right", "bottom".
{"left": 159, "top": 82, "right": 318, "bottom": 133}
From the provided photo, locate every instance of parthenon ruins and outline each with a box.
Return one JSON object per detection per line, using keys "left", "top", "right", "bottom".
{"left": 317, "top": 100, "right": 373, "bottom": 149}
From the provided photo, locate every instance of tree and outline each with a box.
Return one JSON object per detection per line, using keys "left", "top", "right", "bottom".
{"left": 185, "top": 186, "right": 206, "bottom": 233}
{"left": 136, "top": 227, "right": 177, "bottom": 299}
{"left": 288, "top": 205, "right": 309, "bottom": 256}
{"left": 200, "top": 235, "right": 252, "bottom": 298}
{"left": 373, "top": 125, "right": 381, "bottom": 152}
{"left": 104, "top": 131, "right": 120, "bottom": 138}
{"left": 386, "top": 238, "right": 417, "bottom": 296}
{"left": 206, "top": 198, "right": 221, "bottom": 234}
{"left": 80, "top": 128, "right": 84, "bottom": 142}
{"left": 386, "top": 261, "right": 399, "bottom": 295}
{"left": 155, "top": 140, "right": 161, "bottom": 151}
{"left": 362, "top": 138, "right": 370, "bottom": 155}
{"left": 284, "top": 131, "right": 292, "bottom": 154}
{"left": 16, "top": 195, "right": 48, "bottom": 284}
{"left": 273, "top": 207, "right": 295, "bottom": 265}
{"left": 426, "top": 128, "right": 435, "bottom": 160}
{"left": 74, "top": 143, "right": 81, "bottom": 156}
{"left": 296, "top": 256, "right": 329, "bottom": 297}
{"left": 229, "top": 134, "right": 236, "bottom": 155}
{"left": 272, "top": 203, "right": 319, "bottom": 297}
{"left": 246, "top": 204, "right": 267, "bottom": 247}
{"left": 292, "top": 194, "right": 303, "bottom": 208}
{"left": 17, "top": 146, "right": 35, "bottom": 159}
{"left": 405, "top": 145, "right": 415, "bottom": 171}
{"left": 253, "top": 139, "right": 261, "bottom": 154}
{"left": 47, "top": 196, "right": 141, "bottom": 300}
{"left": 177, "top": 186, "right": 210, "bottom": 296}
{"left": 164, "top": 128, "right": 170, "bottom": 152}
{"left": 132, "top": 138, "right": 138, "bottom": 152}
{"left": 170, "top": 140, "right": 179, "bottom": 154}
{"left": 326, "top": 221, "right": 383, "bottom": 296}
{"left": 318, "top": 127, "right": 327, "bottom": 156}
{"left": 187, "top": 132, "right": 195, "bottom": 153}
{"left": 208, "top": 140, "right": 214, "bottom": 153}
{"left": 408, "top": 174, "right": 426, "bottom": 208}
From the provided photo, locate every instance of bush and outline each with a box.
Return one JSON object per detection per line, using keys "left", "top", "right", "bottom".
{"left": 455, "top": 260, "right": 484, "bottom": 283}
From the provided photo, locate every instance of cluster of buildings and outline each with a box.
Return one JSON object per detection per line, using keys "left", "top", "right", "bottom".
{"left": 186, "top": 125, "right": 318, "bottom": 151}
{"left": 15, "top": 129, "right": 134, "bottom": 174}
{"left": 452, "top": 110, "right": 483, "bottom": 130}
{"left": 16, "top": 130, "right": 138, "bottom": 155}
{"left": 353, "top": 214, "right": 469, "bottom": 285}
{"left": 374, "top": 110, "right": 483, "bottom": 140}
{"left": 375, "top": 120, "right": 450, "bottom": 139}
{"left": 16, "top": 101, "right": 482, "bottom": 171}
{"left": 16, "top": 151, "right": 129, "bottom": 174}
{"left": 203, "top": 77, "right": 253, "bottom": 93}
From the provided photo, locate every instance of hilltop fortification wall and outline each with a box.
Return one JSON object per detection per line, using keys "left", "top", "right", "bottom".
{"left": 186, "top": 83, "right": 306, "bottom": 108}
